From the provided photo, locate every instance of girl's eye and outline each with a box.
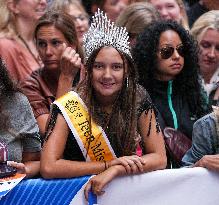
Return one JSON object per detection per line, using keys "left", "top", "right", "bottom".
{"left": 93, "top": 63, "right": 104, "bottom": 69}
{"left": 112, "top": 63, "right": 123, "bottom": 71}
{"left": 37, "top": 41, "right": 47, "bottom": 48}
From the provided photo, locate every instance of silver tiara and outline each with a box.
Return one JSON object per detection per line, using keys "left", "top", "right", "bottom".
{"left": 83, "top": 9, "right": 132, "bottom": 62}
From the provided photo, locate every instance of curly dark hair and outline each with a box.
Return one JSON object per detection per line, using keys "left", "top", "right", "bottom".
{"left": 132, "top": 20, "right": 208, "bottom": 118}
{"left": 77, "top": 46, "right": 138, "bottom": 156}
{"left": 0, "top": 58, "right": 16, "bottom": 129}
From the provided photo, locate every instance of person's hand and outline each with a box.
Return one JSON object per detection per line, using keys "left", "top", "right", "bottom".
{"left": 213, "top": 87, "right": 219, "bottom": 102}
{"left": 7, "top": 161, "right": 26, "bottom": 174}
{"left": 60, "top": 43, "right": 82, "bottom": 77}
{"left": 84, "top": 166, "right": 119, "bottom": 200}
{"left": 193, "top": 155, "right": 219, "bottom": 171}
{"left": 109, "top": 155, "right": 145, "bottom": 174}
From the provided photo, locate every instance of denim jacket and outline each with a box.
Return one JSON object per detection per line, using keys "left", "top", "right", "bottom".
{"left": 182, "top": 112, "right": 219, "bottom": 166}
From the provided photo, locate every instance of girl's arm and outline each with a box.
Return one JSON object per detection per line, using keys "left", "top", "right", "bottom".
{"left": 138, "top": 109, "right": 167, "bottom": 171}
{"left": 84, "top": 109, "right": 167, "bottom": 198}
{"left": 40, "top": 113, "right": 107, "bottom": 179}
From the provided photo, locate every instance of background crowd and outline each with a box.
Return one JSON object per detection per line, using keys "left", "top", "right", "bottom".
{"left": 0, "top": 0, "right": 219, "bottom": 199}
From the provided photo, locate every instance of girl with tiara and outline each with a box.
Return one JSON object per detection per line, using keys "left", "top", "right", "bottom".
{"left": 40, "top": 9, "right": 167, "bottom": 198}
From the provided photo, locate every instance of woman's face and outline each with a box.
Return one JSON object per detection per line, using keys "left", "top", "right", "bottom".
{"left": 103, "top": 0, "right": 129, "bottom": 22}
{"left": 92, "top": 47, "right": 125, "bottom": 103}
{"left": 197, "top": 29, "right": 219, "bottom": 77}
{"left": 67, "top": 4, "right": 89, "bottom": 46}
{"left": 149, "top": 0, "right": 182, "bottom": 23}
{"left": 13, "top": 0, "right": 47, "bottom": 21}
{"left": 156, "top": 30, "right": 184, "bottom": 81}
{"left": 36, "top": 25, "right": 73, "bottom": 71}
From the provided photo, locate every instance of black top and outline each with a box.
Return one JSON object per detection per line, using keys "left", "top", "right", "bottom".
{"left": 48, "top": 85, "right": 158, "bottom": 161}
{"left": 187, "top": 2, "right": 208, "bottom": 27}
{"left": 149, "top": 79, "right": 197, "bottom": 139}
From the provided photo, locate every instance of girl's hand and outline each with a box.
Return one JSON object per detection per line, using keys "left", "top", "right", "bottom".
{"left": 109, "top": 155, "right": 145, "bottom": 174}
{"left": 84, "top": 166, "right": 119, "bottom": 200}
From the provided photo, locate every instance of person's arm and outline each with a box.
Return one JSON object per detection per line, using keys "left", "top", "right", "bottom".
{"left": 36, "top": 114, "right": 50, "bottom": 136}
{"left": 8, "top": 93, "right": 42, "bottom": 178}
{"left": 19, "top": 76, "right": 51, "bottom": 137}
{"left": 8, "top": 152, "right": 41, "bottom": 178}
{"left": 56, "top": 44, "right": 82, "bottom": 98}
{"left": 38, "top": 45, "right": 82, "bottom": 136}
{"left": 194, "top": 154, "right": 219, "bottom": 171}
{"left": 40, "top": 113, "right": 107, "bottom": 179}
{"left": 84, "top": 109, "right": 167, "bottom": 199}
{"left": 22, "top": 152, "right": 40, "bottom": 178}
{"left": 182, "top": 113, "right": 216, "bottom": 166}
{"left": 138, "top": 109, "right": 167, "bottom": 171}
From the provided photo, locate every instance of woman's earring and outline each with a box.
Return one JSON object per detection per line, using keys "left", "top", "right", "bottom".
{"left": 126, "top": 77, "right": 129, "bottom": 88}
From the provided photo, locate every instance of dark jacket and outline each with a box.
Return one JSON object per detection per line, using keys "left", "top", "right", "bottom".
{"left": 149, "top": 79, "right": 198, "bottom": 139}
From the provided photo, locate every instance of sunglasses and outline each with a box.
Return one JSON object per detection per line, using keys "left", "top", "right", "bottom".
{"left": 159, "top": 44, "right": 185, "bottom": 59}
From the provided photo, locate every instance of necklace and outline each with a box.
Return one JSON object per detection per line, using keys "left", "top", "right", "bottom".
{"left": 18, "top": 34, "right": 42, "bottom": 68}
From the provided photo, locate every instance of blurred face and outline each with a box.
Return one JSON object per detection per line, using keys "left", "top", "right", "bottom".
{"left": 103, "top": 0, "right": 129, "bottom": 22}
{"left": 67, "top": 4, "right": 89, "bottom": 46}
{"left": 13, "top": 0, "right": 47, "bottom": 21}
{"left": 149, "top": 0, "right": 182, "bottom": 23}
{"left": 156, "top": 30, "right": 184, "bottom": 81}
{"left": 36, "top": 25, "right": 73, "bottom": 71}
{"left": 198, "top": 29, "right": 219, "bottom": 78}
{"left": 202, "top": 0, "right": 219, "bottom": 10}
{"left": 92, "top": 47, "right": 125, "bottom": 103}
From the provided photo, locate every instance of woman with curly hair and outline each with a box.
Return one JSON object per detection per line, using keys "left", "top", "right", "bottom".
{"left": 40, "top": 10, "right": 166, "bottom": 197}
{"left": 133, "top": 20, "right": 209, "bottom": 166}
{"left": 0, "top": 58, "right": 41, "bottom": 178}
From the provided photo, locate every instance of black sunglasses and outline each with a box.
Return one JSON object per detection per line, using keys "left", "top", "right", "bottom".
{"left": 159, "top": 44, "right": 185, "bottom": 59}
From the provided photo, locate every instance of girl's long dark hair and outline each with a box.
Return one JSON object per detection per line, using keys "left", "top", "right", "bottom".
{"left": 133, "top": 20, "right": 209, "bottom": 118}
{"left": 77, "top": 47, "right": 138, "bottom": 156}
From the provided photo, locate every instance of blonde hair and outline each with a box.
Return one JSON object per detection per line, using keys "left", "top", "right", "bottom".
{"left": 116, "top": 2, "right": 160, "bottom": 35}
{"left": 175, "top": 0, "right": 189, "bottom": 30}
{"left": 191, "top": 10, "right": 219, "bottom": 42}
{"left": 0, "top": 0, "right": 18, "bottom": 39}
{"left": 49, "top": 0, "right": 88, "bottom": 16}
{"left": 143, "top": 0, "right": 189, "bottom": 30}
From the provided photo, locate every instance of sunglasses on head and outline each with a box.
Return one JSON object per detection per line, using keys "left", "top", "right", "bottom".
{"left": 159, "top": 44, "right": 185, "bottom": 59}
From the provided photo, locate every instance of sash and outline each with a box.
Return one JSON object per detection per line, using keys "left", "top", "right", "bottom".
{"left": 53, "top": 91, "right": 116, "bottom": 162}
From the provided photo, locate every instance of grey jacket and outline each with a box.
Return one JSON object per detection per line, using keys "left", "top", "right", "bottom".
{"left": 182, "top": 112, "right": 219, "bottom": 166}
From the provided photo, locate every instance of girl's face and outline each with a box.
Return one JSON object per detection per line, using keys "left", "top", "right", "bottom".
{"left": 156, "top": 30, "right": 184, "bottom": 81}
{"left": 197, "top": 29, "right": 219, "bottom": 77}
{"left": 67, "top": 4, "right": 89, "bottom": 46}
{"left": 36, "top": 25, "right": 73, "bottom": 71}
{"left": 92, "top": 47, "right": 125, "bottom": 103}
{"left": 103, "top": 0, "right": 129, "bottom": 22}
{"left": 149, "top": 0, "right": 182, "bottom": 23}
{"left": 12, "top": 0, "right": 47, "bottom": 22}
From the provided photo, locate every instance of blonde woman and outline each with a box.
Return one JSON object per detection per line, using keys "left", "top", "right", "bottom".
{"left": 191, "top": 10, "right": 219, "bottom": 106}
{"left": 49, "top": 0, "right": 90, "bottom": 46}
{"left": 0, "top": 0, "right": 47, "bottom": 82}
{"left": 116, "top": 2, "right": 160, "bottom": 47}
{"left": 146, "top": 0, "right": 189, "bottom": 30}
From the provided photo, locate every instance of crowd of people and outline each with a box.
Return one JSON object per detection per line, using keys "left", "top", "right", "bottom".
{"left": 0, "top": 0, "right": 219, "bottom": 200}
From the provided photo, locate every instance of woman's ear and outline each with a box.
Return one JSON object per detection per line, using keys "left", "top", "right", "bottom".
{"left": 7, "top": 0, "right": 19, "bottom": 14}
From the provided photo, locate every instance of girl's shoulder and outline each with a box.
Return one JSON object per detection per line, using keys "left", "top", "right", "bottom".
{"left": 136, "top": 84, "right": 153, "bottom": 115}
